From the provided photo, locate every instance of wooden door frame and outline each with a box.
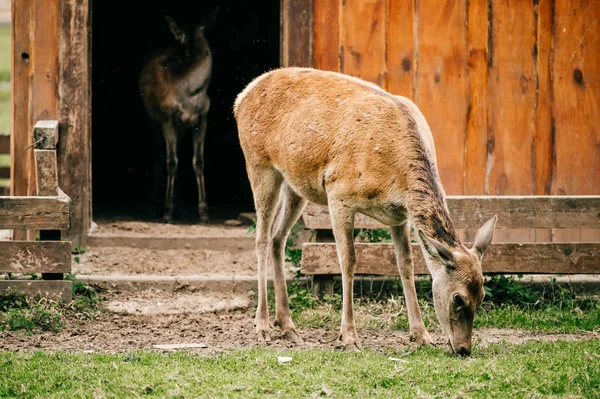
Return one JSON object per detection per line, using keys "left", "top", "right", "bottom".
{"left": 280, "top": 0, "right": 313, "bottom": 68}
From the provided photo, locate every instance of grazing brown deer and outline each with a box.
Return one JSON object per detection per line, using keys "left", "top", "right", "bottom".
{"left": 139, "top": 13, "right": 215, "bottom": 223}
{"left": 234, "top": 68, "right": 497, "bottom": 355}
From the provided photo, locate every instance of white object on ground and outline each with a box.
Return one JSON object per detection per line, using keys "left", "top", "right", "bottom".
{"left": 388, "top": 357, "right": 408, "bottom": 363}
{"left": 278, "top": 356, "right": 293, "bottom": 364}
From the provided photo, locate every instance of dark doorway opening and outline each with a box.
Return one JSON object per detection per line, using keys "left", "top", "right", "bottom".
{"left": 91, "top": 0, "right": 280, "bottom": 220}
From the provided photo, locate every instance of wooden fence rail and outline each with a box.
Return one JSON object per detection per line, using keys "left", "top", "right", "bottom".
{"left": 301, "top": 197, "right": 600, "bottom": 296}
{"left": 0, "top": 121, "right": 72, "bottom": 300}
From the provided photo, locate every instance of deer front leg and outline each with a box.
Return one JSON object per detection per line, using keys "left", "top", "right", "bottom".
{"left": 162, "top": 121, "right": 178, "bottom": 222}
{"left": 328, "top": 201, "right": 360, "bottom": 351}
{"left": 192, "top": 115, "right": 209, "bottom": 223}
{"left": 390, "top": 223, "right": 432, "bottom": 346}
{"left": 270, "top": 184, "right": 307, "bottom": 343}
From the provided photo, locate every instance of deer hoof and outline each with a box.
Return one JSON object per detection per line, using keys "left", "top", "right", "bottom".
{"left": 410, "top": 329, "right": 432, "bottom": 346}
{"left": 162, "top": 215, "right": 174, "bottom": 224}
{"left": 281, "top": 329, "right": 304, "bottom": 344}
{"left": 337, "top": 333, "right": 362, "bottom": 351}
{"left": 257, "top": 329, "right": 272, "bottom": 344}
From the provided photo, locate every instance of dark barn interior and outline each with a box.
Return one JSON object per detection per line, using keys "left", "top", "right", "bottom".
{"left": 92, "top": 0, "right": 280, "bottom": 220}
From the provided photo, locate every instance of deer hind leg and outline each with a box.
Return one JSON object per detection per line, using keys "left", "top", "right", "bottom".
{"left": 248, "top": 166, "right": 283, "bottom": 343}
{"left": 328, "top": 200, "right": 360, "bottom": 351}
{"left": 390, "top": 222, "right": 432, "bottom": 346}
{"left": 162, "top": 121, "right": 178, "bottom": 222}
{"left": 270, "top": 183, "right": 307, "bottom": 343}
{"left": 192, "top": 115, "right": 209, "bottom": 223}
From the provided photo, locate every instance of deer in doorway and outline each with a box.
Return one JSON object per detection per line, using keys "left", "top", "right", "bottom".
{"left": 234, "top": 68, "right": 497, "bottom": 355}
{"left": 140, "top": 12, "right": 217, "bottom": 223}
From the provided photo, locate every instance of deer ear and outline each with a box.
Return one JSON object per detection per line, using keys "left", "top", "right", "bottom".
{"left": 165, "top": 16, "right": 184, "bottom": 42}
{"left": 472, "top": 215, "right": 497, "bottom": 259}
{"left": 418, "top": 229, "right": 455, "bottom": 268}
{"left": 200, "top": 6, "right": 220, "bottom": 31}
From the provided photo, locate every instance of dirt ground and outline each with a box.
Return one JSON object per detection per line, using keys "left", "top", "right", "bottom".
{"left": 1, "top": 288, "right": 597, "bottom": 354}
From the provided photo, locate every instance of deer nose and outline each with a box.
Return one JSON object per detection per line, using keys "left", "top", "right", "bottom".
{"left": 456, "top": 346, "right": 471, "bottom": 357}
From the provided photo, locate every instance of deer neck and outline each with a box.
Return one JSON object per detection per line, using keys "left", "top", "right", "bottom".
{"left": 403, "top": 170, "right": 461, "bottom": 250}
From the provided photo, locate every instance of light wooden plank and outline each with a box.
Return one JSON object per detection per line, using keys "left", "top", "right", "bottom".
{"left": 487, "top": 0, "right": 536, "bottom": 195}
{"left": 281, "top": 0, "right": 313, "bottom": 67}
{"left": 0, "top": 280, "right": 72, "bottom": 301}
{"left": 0, "top": 241, "right": 71, "bottom": 273}
{"left": 30, "top": 0, "right": 59, "bottom": 199}
{"left": 534, "top": 0, "right": 553, "bottom": 195}
{"left": 302, "top": 242, "right": 600, "bottom": 275}
{"left": 59, "top": 0, "right": 92, "bottom": 247}
{"left": 340, "top": 0, "right": 387, "bottom": 86}
{"left": 552, "top": 0, "right": 600, "bottom": 195}
{"left": 465, "top": 0, "right": 488, "bottom": 195}
{"left": 385, "top": 0, "right": 414, "bottom": 98}
{"left": 11, "top": 0, "right": 33, "bottom": 199}
{"left": 0, "top": 134, "right": 9, "bottom": 154}
{"left": 302, "top": 196, "right": 600, "bottom": 229}
{"left": 313, "top": 0, "right": 339, "bottom": 71}
{"left": 34, "top": 149, "right": 58, "bottom": 196}
{"left": 416, "top": 0, "right": 468, "bottom": 194}
{"left": 0, "top": 196, "right": 70, "bottom": 230}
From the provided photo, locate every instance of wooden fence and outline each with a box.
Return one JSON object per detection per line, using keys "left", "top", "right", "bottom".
{"left": 0, "top": 120, "right": 72, "bottom": 300}
{"left": 0, "top": 133, "right": 8, "bottom": 195}
{"left": 301, "top": 198, "right": 600, "bottom": 296}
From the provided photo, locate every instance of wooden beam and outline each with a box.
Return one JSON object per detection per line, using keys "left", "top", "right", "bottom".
{"left": 302, "top": 196, "right": 600, "bottom": 229}
{"left": 34, "top": 150, "right": 58, "bottom": 196}
{"left": 0, "top": 196, "right": 70, "bottom": 230}
{"left": 11, "top": 0, "right": 33, "bottom": 198}
{"left": 0, "top": 280, "right": 72, "bottom": 301}
{"left": 301, "top": 242, "right": 600, "bottom": 275}
{"left": 281, "top": 0, "right": 313, "bottom": 67}
{"left": 58, "top": 0, "right": 92, "bottom": 247}
{"left": 0, "top": 135, "right": 9, "bottom": 154}
{"left": 33, "top": 120, "right": 59, "bottom": 150}
{"left": 0, "top": 241, "right": 71, "bottom": 273}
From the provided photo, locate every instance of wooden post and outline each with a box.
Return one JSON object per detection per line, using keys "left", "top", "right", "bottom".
{"left": 311, "top": 229, "right": 335, "bottom": 298}
{"left": 34, "top": 121, "right": 64, "bottom": 281}
{"left": 58, "top": 0, "right": 92, "bottom": 247}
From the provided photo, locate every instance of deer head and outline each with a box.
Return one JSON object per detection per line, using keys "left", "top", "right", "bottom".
{"left": 165, "top": 8, "right": 218, "bottom": 57}
{"left": 419, "top": 215, "right": 497, "bottom": 356}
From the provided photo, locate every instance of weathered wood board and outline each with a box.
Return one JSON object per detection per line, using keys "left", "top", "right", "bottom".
{"left": 34, "top": 149, "right": 59, "bottom": 196}
{"left": 0, "top": 280, "right": 72, "bottom": 301}
{"left": 281, "top": 0, "right": 313, "bottom": 68}
{"left": 0, "top": 135, "right": 9, "bottom": 154}
{"left": 0, "top": 241, "right": 71, "bottom": 273}
{"left": 59, "top": 0, "right": 92, "bottom": 247}
{"left": 302, "top": 242, "right": 600, "bottom": 275}
{"left": 0, "top": 196, "right": 70, "bottom": 230}
{"left": 302, "top": 196, "right": 600, "bottom": 230}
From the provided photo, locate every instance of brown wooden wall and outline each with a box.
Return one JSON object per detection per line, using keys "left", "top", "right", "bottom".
{"left": 312, "top": 0, "right": 599, "bottom": 196}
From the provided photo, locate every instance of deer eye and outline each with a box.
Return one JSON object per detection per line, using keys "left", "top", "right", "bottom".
{"left": 453, "top": 294, "right": 465, "bottom": 307}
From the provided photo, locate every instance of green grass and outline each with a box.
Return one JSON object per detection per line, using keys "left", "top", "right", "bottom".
{"left": 0, "top": 340, "right": 598, "bottom": 398}
{"left": 0, "top": 25, "right": 10, "bottom": 82}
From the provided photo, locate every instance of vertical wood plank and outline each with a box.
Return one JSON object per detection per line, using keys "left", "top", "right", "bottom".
{"left": 385, "top": 0, "right": 414, "bottom": 98}
{"left": 416, "top": 0, "right": 468, "bottom": 195}
{"left": 340, "top": 0, "right": 387, "bottom": 86}
{"left": 552, "top": 0, "right": 600, "bottom": 195}
{"left": 465, "top": 0, "right": 488, "bottom": 195}
{"left": 10, "top": 0, "right": 32, "bottom": 197}
{"left": 58, "top": 0, "right": 92, "bottom": 246}
{"left": 31, "top": 0, "right": 59, "bottom": 197}
{"left": 487, "top": 0, "right": 536, "bottom": 195}
{"left": 534, "top": 0, "right": 554, "bottom": 195}
{"left": 281, "top": 0, "right": 314, "bottom": 68}
{"left": 313, "top": 0, "right": 340, "bottom": 71}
